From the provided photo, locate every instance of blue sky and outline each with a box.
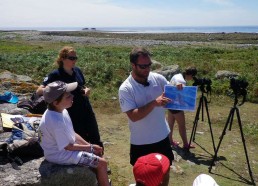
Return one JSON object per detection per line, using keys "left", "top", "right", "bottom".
{"left": 0, "top": 0, "right": 257, "bottom": 28}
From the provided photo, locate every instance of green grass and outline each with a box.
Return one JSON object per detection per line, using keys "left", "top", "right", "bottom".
{"left": 1, "top": 38, "right": 257, "bottom": 103}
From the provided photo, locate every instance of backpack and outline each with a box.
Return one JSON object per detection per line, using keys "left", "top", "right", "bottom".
{"left": 0, "top": 116, "right": 44, "bottom": 169}
{"left": 17, "top": 92, "right": 47, "bottom": 114}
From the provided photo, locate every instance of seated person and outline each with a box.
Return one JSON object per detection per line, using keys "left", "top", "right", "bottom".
{"left": 131, "top": 153, "right": 170, "bottom": 186}
{"left": 38, "top": 81, "right": 109, "bottom": 186}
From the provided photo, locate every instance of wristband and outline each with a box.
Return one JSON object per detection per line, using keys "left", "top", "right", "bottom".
{"left": 90, "top": 144, "right": 94, "bottom": 153}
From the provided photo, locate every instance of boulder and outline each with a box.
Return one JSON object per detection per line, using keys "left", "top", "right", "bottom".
{"left": 151, "top": 59, "right": 162, "bottom": 70}
{"left": 0, "top": 157, "right": 98, "bottom": 186}
{"left": 215, "top": 70, "right": 239, "bottom": 79}
{"left": 0, "top": 71, "right": 38, "bottom": 94}
{"left": 154, "top": 65, "right": 180, "bottom": 80}
{"left": 0, "top": 71, "right": 32, "bottom": 82}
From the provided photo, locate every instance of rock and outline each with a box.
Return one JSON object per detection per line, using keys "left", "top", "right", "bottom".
{"left": 170, "top": 164, "right": 184, "bottom": 174}
{"left": 151, "top": 59, "right": 162, "bottom": 70}
{"left": 0, "top": 103, "right": 18, "bottom": 114}
{"left": 154, "top": 65, "right": 180, "bottom": 80}
{"left": 215, "top": 70, "right": 239, "bottom": 79}
{"left": 0, "top": 71, "right": 32, "bottom": 82}
{"left": 0, "top": 71, "right": 38, "bottom": 94}
{"left": 0, "top": 157, "right": 98, "bottom": 186}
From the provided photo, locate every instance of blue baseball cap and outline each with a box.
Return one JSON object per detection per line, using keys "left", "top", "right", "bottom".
{"left": 0, "top": 91, "right": 19, "bottom": 104}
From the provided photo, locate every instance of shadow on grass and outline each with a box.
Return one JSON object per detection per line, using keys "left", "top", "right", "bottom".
{"left": 210, "top": 162, "right": 255, "bottom": 185}
{"left": 172, "top": 141, "right": 225, "bottom": 166}
{"left": 172, "top": 141, "right": 255, "bottom": 185}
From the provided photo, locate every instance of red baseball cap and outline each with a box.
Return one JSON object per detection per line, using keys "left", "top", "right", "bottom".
{"left": 133, "top": 153, "right": 170, "bottom": 186}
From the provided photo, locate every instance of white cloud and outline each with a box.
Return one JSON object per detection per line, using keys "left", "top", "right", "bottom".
{"left": 0, "top": 0, "right": 257, "bottom": 27}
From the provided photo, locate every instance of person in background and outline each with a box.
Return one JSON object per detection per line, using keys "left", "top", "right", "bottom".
{"left": 130, "top": 153, "right": 170, "bottom": 186}
{"left": 168, "top": 66, "right": 197, "bottom": 149}
{"left": 36, "top": 46, "right": 103, "bottom": 149}
{"left": 38, "top": 81, "right": 109, "bottom": 186}
{"left": 118, "top": 47, "right": 174, "bottom": 171}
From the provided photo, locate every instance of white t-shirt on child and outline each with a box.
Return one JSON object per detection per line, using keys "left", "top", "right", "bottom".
{"left": 39, "top": 109, "right": 82, "bottom": 165}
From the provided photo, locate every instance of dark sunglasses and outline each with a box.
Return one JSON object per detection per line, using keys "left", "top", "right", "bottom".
{"left": 135, "top": 63, "right": 152, "bottom": 69}
{"left": 67, "top": 56, "right": 78, "bottom": 61}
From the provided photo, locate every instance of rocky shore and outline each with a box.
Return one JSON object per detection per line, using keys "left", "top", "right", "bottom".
{"left": 0, "top": 30, "right": 199, "bottom": 46}
{"left": 1, "top": 30, "right": 258, "bottom": 47}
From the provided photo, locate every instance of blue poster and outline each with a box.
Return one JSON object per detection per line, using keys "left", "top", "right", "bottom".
{"left": 164, "top": 85, "right": 198, "bottom": 111}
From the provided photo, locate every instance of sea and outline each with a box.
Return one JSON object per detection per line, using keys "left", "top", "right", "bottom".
{"left": 1, "top": 26, "right": 258, "bottom": 33}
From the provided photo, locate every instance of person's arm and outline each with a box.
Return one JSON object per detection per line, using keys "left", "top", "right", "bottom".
{"left": 76, "top": 67, "right": 91, "bottom": 96}
{"left": 126, "top": 93, "right": 171, "bottom": 122}
{"left": 64, "top": 142, "right": 103, "bottom": 156}
{"left": 67, "top": 133, "right": 103, "bottom": 156}
{"left": 36, "top": 85, "right": 45, "bottom": 96}
{"left": 75, "top": 133, "right": 89, "bottom": 145}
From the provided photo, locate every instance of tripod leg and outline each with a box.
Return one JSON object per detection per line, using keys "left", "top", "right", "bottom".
{"left": 209, "top": 108, "right": 234, "bottom": 172}
{"left": 203, "top": 96, "right": 216, "bottom": 154}
{"left": 235, "top": 108, "right": 254, "bottom": 183}
{"left": 193, "top": 96, "right": 204, "bottom": 140}
{"left": 229, "top": 107, "right": 235, "bottom": 131}
{"left": 189, "top": 96, "right": 203, "bottom": 148}
{"left": 201, "top": 96, "right": 204, "bottom": 121}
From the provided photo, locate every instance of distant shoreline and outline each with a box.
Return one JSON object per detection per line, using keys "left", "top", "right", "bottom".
{"left": 1, "top": 25, "right": 258, "bottom": 34}
{"left": 1, "top": 30, "right": 258, "bottom": 46}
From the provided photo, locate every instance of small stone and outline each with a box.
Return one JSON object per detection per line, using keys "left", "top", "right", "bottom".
{"left": 67, "top": 168, "right": 74, "bottom": 174}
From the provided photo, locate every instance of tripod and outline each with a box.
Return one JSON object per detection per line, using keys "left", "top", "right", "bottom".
{"left": 209, "top": 95, "right": 254, "bottom": 183}
{"left": 188, "top": 91, "right": 216, "bottom": 153}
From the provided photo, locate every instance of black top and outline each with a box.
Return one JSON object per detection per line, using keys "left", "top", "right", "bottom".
{"left": 43, "top": 67, "right": 85, "bottom": 92}
{"left": 42, "top": 67, "right": 102, "bottom": 146}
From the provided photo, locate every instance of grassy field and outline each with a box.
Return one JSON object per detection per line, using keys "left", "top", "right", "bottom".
{"left": 0, "top": 31, "right": 257, "bottom": 185}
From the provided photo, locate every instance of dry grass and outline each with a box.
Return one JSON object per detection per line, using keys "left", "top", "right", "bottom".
{"left": 95, "top": 98, "right": 258, "bottom": 186}
{"left": 40, "top": 31, "right": 258, "bottom": 44}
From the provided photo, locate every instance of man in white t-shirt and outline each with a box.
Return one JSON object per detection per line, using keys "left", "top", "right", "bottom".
{"left": 119, "top": 47, "right": 174, "bottom": 185}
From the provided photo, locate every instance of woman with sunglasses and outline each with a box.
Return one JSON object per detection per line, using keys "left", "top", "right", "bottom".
{"left": 36, "top": 46, "right": 103, "bottom": 150}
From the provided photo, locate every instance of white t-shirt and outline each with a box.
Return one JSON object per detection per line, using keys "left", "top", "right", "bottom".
{"left": 170, "top": 73, "right": 186, "bottom": 86}
{"left": 119, "top": 72, "right": 170, "bottom": 145}
{"left": 39, "top": 109, "right": 82, "bottom": 165}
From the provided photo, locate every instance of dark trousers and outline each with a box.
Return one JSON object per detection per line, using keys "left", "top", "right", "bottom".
{"left": 68, "top": 95, "right": 103, "bottom": 148}
{"left": 130, "top": 136, "right": 174, "bottom": 166}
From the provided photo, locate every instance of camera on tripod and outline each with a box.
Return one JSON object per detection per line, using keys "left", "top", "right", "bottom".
{"left": 209, "top": 77, "right": 254, "bottom": 183}
{"left": 193, "top": 77, "right": 212, "bottom": 94}
{"left": 228, "top": 77, "right": 248, "bottom": 105}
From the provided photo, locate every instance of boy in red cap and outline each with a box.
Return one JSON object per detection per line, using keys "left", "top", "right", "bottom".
{"left": 132, "top": 153, "right": 170, "bottom": 186}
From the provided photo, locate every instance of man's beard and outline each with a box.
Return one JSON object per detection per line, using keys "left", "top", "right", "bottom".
{"left": 134, "top": 69, "right": 149, "bottom": 80}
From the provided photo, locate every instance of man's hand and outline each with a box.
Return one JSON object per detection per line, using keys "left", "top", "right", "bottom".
{"left": 155, "top": 92, "right": 172, "bottom": 107}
